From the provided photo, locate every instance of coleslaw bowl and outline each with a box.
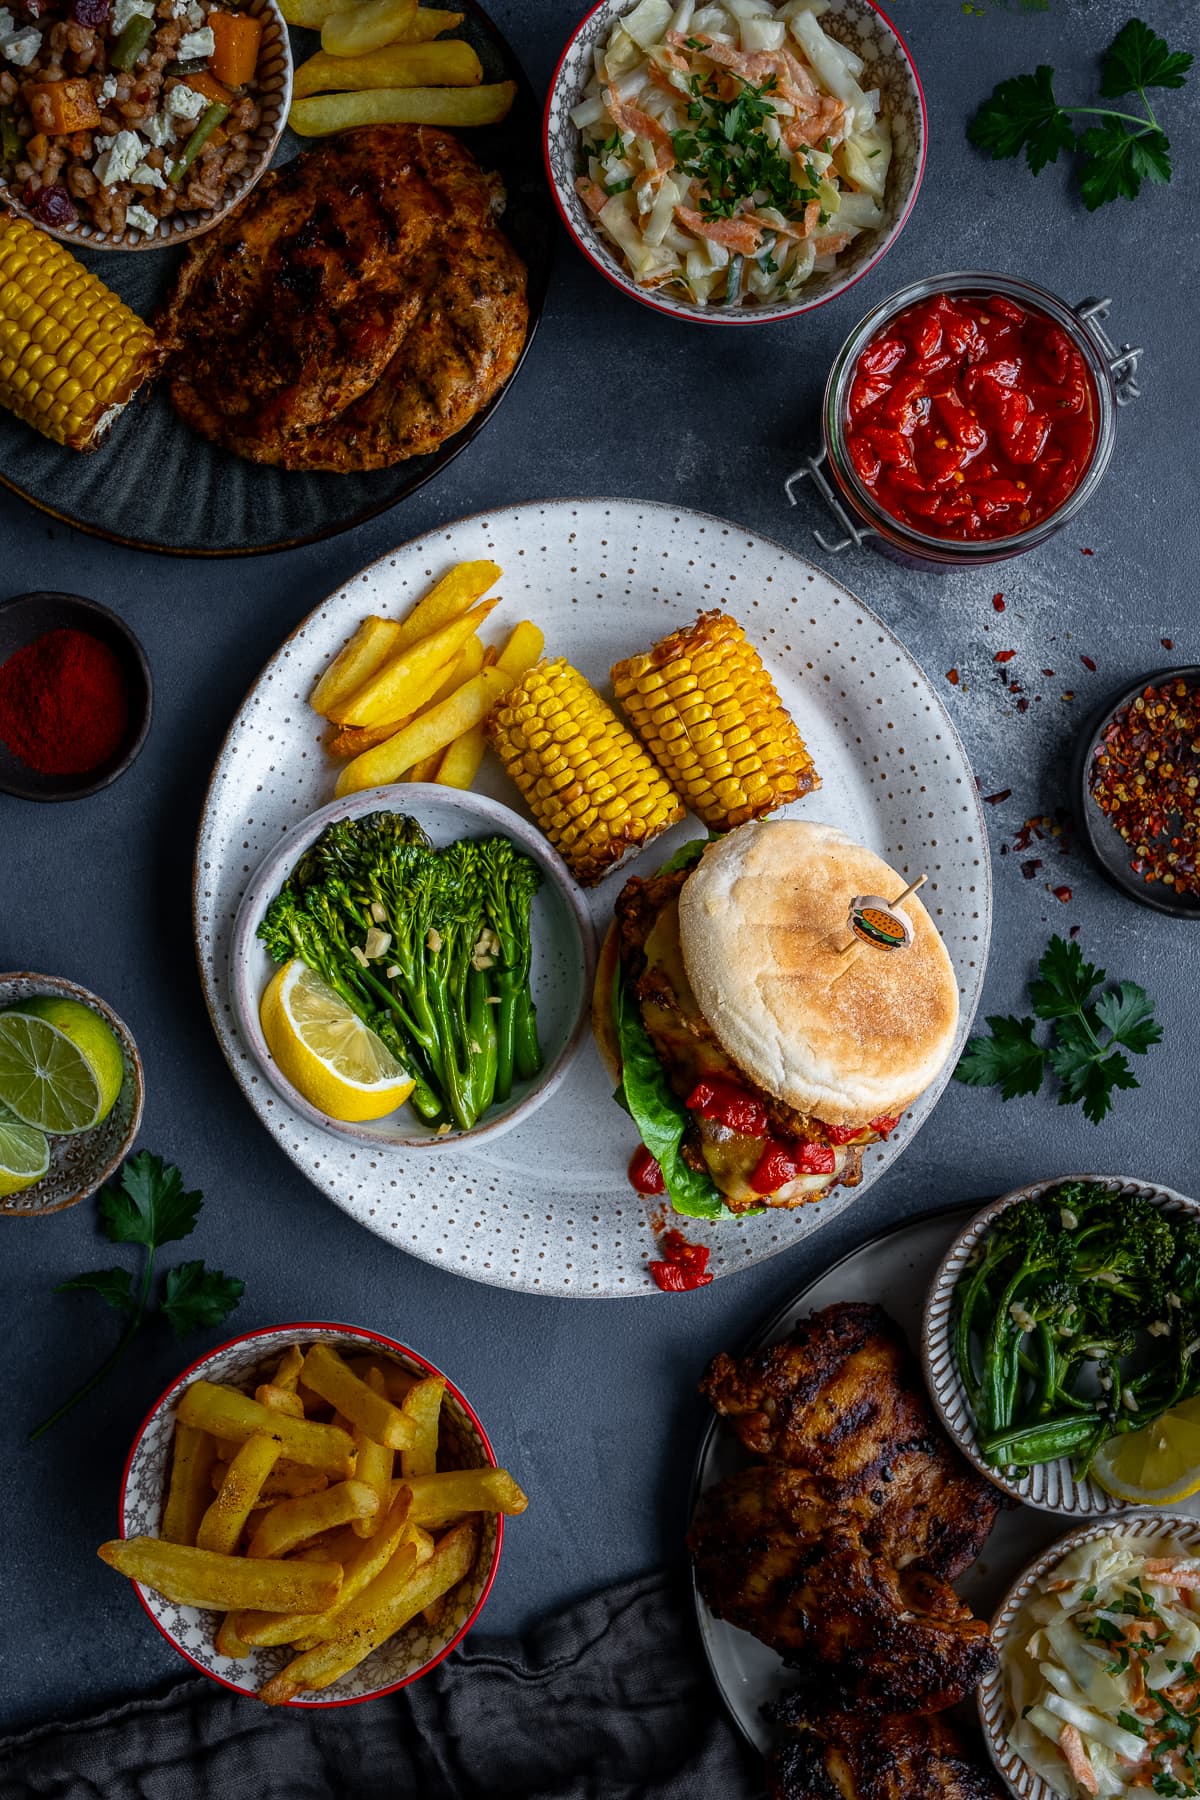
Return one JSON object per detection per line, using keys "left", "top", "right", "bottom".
{"left": 118, "top": 1321, "right": 504, "bottom": 1706}
{"left": 544, "top": 0, "right": 926, "bottom": 325}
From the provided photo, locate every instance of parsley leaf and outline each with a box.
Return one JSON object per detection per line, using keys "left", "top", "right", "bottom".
{"left": 968, "top": 18, "right": 1190, "bottom": 209}
{"left": 32, "top": 1152, "right": 243, "bottom": 1442}
{"left": 99, "top": 1150, "right": 202, "bottom": 1249}
{"left": 954, "top": 936, "right": 1160, "bottom": 1121}
{"left": 54, "top": 1268, "right": 134, "bottom": 1313}
{"left": 1101, "top": 19, "right": 1193, "bottom": 96}
{"left": 161, "top": 1262, "right": 245, "bottom": 1338}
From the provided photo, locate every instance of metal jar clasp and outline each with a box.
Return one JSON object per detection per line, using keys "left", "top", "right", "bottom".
{"left": 1075, "top": 296, "right": 1143, "bottom": 405}
{"left": 784, "top": 445, "right": 876, "bottom": 554}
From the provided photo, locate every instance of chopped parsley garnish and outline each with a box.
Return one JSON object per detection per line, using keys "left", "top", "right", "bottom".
{"left": 670, "top": 70, "right": 816, "bottom": 221}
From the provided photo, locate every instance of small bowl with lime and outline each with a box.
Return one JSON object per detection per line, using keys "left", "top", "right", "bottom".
{"left": 0, "top": 974, "right": 144, "bottom": 1218}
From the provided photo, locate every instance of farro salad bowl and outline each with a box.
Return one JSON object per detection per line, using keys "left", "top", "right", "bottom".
{"left": 117, "top": 1321, "right": 505, "bottom": 1706}
{"left": 0, "top": 0, "right": 290, "bottom": 251}
{"left": 544, "top": 0, "right": 926, "bottom": 325}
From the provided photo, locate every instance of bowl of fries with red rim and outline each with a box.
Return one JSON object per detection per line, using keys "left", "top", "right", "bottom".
{"left": 102, "top": 1321, "right": 528, "bottom": 1706}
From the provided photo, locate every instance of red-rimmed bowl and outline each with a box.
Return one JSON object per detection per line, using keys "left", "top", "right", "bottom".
{"left": 117, "top": 1321, "right": 504, "bottom": 1707}
{"left": 544, "top": 0, "right": 926, "bottom": 326}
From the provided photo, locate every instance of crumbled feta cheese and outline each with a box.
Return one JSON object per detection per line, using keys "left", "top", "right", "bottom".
{"left": 166, "top": 81, "right": 206, "bottom": 118}
{"left": 1, "top": 26, "right": 42, "bottom": 65}
{"left": 93, "top": 128, "right": 143, "bottom": 186}
{"left": 97, "top": 73, "right": 118, "bottom": 104}
{"left": 110, "top": 0, "right": 153, "bottom": 33}
{"left": 184, "top": 1, "right": 205, "bottom": 25}
{"left": 0, "top": 10, "right": 15, "bottom": 38}
{"left": 177, "top": 25, "right": 213, "bottom": 57}
{"left": 142, "top": 109, "right": 173, "bottom": 144}
{"left": 168, "top": 0, "right": 188, "bottom": 14}
{"left": 124, "top": 202, "right": 159, "bottom": 234}
{"left": 130, "top": 160, "right": 165, "bottom": 188}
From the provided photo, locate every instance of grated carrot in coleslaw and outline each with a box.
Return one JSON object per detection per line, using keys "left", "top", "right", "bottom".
{"left": 1004, "top": 1534, "right": 1200, "bottom": 1800}
{"left": 569, "top": 0, "right": 891, "bottom": 308}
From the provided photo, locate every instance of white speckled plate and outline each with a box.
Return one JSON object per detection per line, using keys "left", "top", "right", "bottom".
{"left": 922, "top": 1177, "right": 1200, "bottom": 1516}
{"left": 119, "top": 1322, "right": 502, "bottom": 1706}
{"left": 194, "top": 498, "right": 991, "bottom": 1295}
{"left": 981, "top": 1512, "right": 1200, "bottom": 1800}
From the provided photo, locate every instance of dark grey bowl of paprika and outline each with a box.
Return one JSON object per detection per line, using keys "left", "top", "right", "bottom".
{"left": 0, "top": 592, "right": 152, "bottom": 803}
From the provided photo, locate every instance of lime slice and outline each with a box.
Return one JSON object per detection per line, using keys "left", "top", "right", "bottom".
{"left": 0, "top": 1102, "right": 49, "bottom": 1197}
{"left": 0, "top": 1011, "right": 103, "bottom": 1134}
{"left": 1093, "top": 1396, "right": 1200, "bottom": 1506}
{"left": 260, "top": 961, "right": 414, "bottom": 1123}
{"left": 16, "top": 996, "right": 123, "bottom": 1123}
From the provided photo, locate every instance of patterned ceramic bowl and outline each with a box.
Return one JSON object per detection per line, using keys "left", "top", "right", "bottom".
{"left": 118, "top": 1321, "right": 504, "bottom": 1706}
{"left": 544, "top": 0, "right": 926, "bottom": 326}
{"left": 0, "top": 0, "right": 291, "bottom": 252}
{"left": 227, "top": 784, "right": 597, "bottom": 1152}
{"left": 921, "top": 1176, "right": 1200, "bottom": 1516}
{"left": 979, "top": 1511, "right": 1200, "bottom": 1800}
{"left": 0, "top": 972, "right": 144, "bottom": 1217}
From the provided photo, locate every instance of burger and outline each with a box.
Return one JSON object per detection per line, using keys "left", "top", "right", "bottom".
{"left": 594, "top": 819, "right": 960, "bottom": 1216}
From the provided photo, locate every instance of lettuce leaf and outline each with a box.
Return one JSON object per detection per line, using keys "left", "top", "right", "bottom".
{"left": 613, "top": 968, "right": 730, "bottom": 1221}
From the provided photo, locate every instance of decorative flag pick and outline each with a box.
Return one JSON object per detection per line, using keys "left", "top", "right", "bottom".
{"left": 831, "top": 875, "right": 927, "bottom": 983}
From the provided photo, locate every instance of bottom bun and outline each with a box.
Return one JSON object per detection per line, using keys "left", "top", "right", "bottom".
{"left": 591, "top": 920, "right": 622, "bottom": 1087}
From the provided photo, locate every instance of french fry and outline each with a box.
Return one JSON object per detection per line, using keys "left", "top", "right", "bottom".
{"left": 395, "top": 561, "right": 500, "bottom": 649}
{"left": 352, "top": 1370, "right": 396, "bottom": 1537}
{"left": 336, "top": 666, "right": 510, "bottom": 796}
{"left": 402, "top": 1467, "right": 529, "bottom": 1526}
{"left": 291, "top": 1523, "right": 364, "bottom": 1565}
{"left": 196, "top": 1433, "right": 282, "bottom": 1554}
{"left": 177, "top": 1381, "right": 355, "bottom": 1477}
{"left": 434, "top": 723, "right": 485, "bottom": 790}
{"left": 258, "top": 1468, "right": 330, "bottom": 1501}
{"left": 399, "top": 1377, "right": 444, "bottom": 1480}
{"left": 346, "top": 1356, "right": 417, "bottom": 1404}
{"left": 273, "top": 1344, "right": 305, "bottom": 1392}
{"left": 321, "top": 0, "right": 417, "bottom": 58}
{"left": 291, "top": 1523, "right": 436, "bottom": 1652}
{"left": 97, "top": 1537, "right": 344, "bottom": 1614}
{"left": 277, "top": 0, "right": 458, "bottom": 29}
{"left": 329, "top": 599, "right": 497, "bottom": 727}
{"left": 290, "top": 81, "right": 516, "bottom": 135}
{"left": 215, "top": 1613, "right": 251, "bottom": 1658}
{"left": 236, "top": 1486, "right": 415, "bottom": 1648}
{"left": 259, "top": 1518, "right": 479, "bottom": 1704}
{"left": 248, "top": 1479, "right": 379, "bottom": 1559}
{"left": 311, "top": 616, "right": 402, "bottom": 719}
{"left": 160, "top": 1422, "right": 219, "bottom": 1547}
{"left": 293, "top": 38, "right": 481, "bottom": 97}
{"left": 300, "top": 1342, "right": 417, "bottom": 1449}
{"left": 404, "top": 752, "right": 443, "bottom": 783}
{"left": 255, "top": 1383, "right": 305, "bottom": 1417}
{"left": 496, "top": 620, "right": 544, "bottom": 681}
{"left": 326, "top": 638, "right": 485, "bottom": 759}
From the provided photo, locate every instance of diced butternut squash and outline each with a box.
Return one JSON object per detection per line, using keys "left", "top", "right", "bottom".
{"left": 207, "top": 11, "right": 263, "bottom": 87}
{"left": 26, "top": 78, "right": 100, "bottom": 136}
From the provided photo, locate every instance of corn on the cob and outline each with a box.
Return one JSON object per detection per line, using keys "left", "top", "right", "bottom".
{"left": 486, "top": 657, "right": 685, "bottom": 885}
{"left": 0, "top": 214, "right": 156, "bottom": 451}
{"left": 611, "top": 610, "right": 819, "bottom": 831}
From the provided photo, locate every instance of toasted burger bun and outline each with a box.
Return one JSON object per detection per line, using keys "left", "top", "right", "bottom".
{"left": 678, "top": 819, "right": 959, "bottom": 1130}
{"left": 592, "top": 919, "right": 622, "bottom": 1087}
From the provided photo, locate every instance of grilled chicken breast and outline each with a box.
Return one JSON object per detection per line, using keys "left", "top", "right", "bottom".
{"left": 163, "top": 127, "right": 528, "bottom": 471}
{"left": 688, "top": 1302, "right": 1000, "bottom": 1713}
{"left": 767, "top": 1710, "right": 1007, "bottom": 1800}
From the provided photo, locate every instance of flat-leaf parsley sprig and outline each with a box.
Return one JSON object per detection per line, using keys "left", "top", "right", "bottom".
{"left": 954, "top": 935, "right": 1162, "bottom": 1123}
{"left": 30, "top": 1151, "right": 244, "bottom": 1441}
{"left": 968, "top": 18, "right": 1192, "bottom": 210}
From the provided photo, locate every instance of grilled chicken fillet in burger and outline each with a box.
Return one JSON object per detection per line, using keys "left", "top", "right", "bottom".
{"left": 594, "top": 820, "right": 960, "bottom": 1213}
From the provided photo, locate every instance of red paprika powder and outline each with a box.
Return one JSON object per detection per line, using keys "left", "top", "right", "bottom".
{"left": 0, "top": 627, "right": 130, "bottom": 777}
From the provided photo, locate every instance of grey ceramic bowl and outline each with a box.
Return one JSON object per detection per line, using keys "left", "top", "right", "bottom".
{"left": 228, "top": 785, "right": 596, "bottom": 1151}
{"left": 0, "top": 973, "right": 144, "bottom": 1216}
{"left": 980, "top": 1511, "right": 1200, "bottom": 1800}
{"left": 921, "top": 1175, "right": 1200, "bottom": 1516}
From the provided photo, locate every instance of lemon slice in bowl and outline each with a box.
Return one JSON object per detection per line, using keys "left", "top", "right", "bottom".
{"left": 1093, "top": 1398, "right": 1200, "bottom": 1505}
{"left": 0, "top": 1010, "right": 104, "bottom": 1133}
{"left": 0, "top": 1103, "right": 49, "bottom": 1197}
{"left": 260, "top": 960, "right": 415, "bottom": 1123}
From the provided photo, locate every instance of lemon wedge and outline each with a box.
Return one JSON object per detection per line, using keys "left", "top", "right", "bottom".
{"left": 260, "top": 960, "right": 414, "bottom": 1123}
{"left": 1093, "top": 1397, "right": 1200, "bottom": 1506}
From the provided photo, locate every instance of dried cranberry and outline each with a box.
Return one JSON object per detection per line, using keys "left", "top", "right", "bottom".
{"left": 71, "top": 0, "right": 111, "bottom": 26}
{"left": 29, "top": 184, "right": 78, "bottom": 228}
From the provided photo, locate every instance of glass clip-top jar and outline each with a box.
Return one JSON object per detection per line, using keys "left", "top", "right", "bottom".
{"left": 785, "top": 272, "right": 1143, "bottom": 572}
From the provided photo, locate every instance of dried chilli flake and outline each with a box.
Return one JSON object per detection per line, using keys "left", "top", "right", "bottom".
{"left": 1089, "top": 678, "right": 1200, "bottom": 895}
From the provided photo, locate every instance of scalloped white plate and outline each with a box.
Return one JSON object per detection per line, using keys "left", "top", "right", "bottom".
{"left": 194, "top": 498, "right": 991, "bottom": 1295}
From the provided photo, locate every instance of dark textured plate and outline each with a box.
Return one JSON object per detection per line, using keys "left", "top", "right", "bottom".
{"left": 0, "top": 2, "right": 553, "bottom": 557}
{"left": 1071, "top": 665, "right": 1200, "bottom": 919}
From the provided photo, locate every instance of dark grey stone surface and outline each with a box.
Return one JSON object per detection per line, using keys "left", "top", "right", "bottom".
{"left": 1, "top": 0, "right": 1197, "bottom": 1737}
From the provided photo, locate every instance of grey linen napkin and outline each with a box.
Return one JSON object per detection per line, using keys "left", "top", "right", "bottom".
{"left": 0, "top": 1570, "right": 765, "bottom": 1800}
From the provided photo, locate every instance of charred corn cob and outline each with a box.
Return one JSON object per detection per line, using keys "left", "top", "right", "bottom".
{"left": 486, "top": 657, "right": 685, "bottom": 885}
{"left": 0, "top": 214, "right": 156, "bottom": 451}
{"left": 611, "top": 610, "right": 819, "bottom": 831}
